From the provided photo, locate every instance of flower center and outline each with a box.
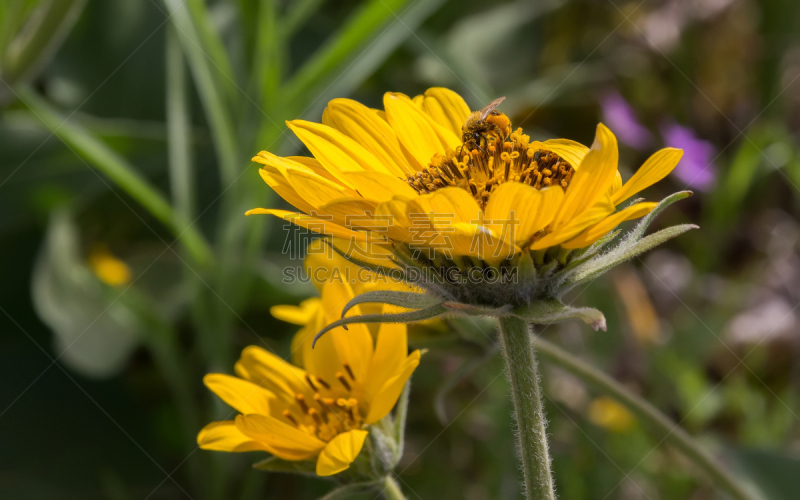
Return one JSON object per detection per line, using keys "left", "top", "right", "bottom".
{"left": 406, "top": 128, "right": 575, "bottom": 209}
{"left": 281, "top": 364, "right": 364, "bottom": 442}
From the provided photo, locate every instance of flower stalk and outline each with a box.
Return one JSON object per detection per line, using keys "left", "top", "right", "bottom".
{"left": 380, "top": 476, "right": 407, "bottom": 500}
{"left": 497, "top": 316, "right": 556, "bottom": 500}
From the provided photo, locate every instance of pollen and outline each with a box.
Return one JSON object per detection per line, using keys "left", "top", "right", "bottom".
{"left": 406, "top": 128, "right": 575, "bottom": 208}
{"left": 284, "top": 372, "right": 365, "bottom": 442}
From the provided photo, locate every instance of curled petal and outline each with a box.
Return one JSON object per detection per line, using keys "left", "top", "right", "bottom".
{"left": 315, "top": 429, "right": 369, "bottom": 476}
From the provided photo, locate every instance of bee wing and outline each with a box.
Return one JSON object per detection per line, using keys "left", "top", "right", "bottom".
{"left": 478, "top": 96, "right": 506, "bottom": 120}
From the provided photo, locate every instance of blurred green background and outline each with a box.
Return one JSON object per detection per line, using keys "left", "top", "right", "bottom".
{"left": 2, "top": 0, "right": 800, "bottom": 498}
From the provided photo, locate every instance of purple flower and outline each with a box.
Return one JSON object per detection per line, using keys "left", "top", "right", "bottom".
{"left": 660, "top": 122, "right": 716, "bottom": 191}
{"left": 600, "top": 91, "right": 653, "bottom": 150}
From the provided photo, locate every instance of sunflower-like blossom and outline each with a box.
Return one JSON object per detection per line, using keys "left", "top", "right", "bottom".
{"left": 248, "top": 87, "right": 692, "bottom": 320}
{"left": 249, "top": 87, "right": 680, "bottom": 259}
{"left": 197, "top": 278, "right": 421, "bottom": 476}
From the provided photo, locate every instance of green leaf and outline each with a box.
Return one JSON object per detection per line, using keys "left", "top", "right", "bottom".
{"left": 341, "top": 290, "right": 444, "bottom": 319}
{"left": 442, "top": 302, "right": 514, "bottom": 317}
{"left": 314, "top": 303, "right": 448, "bottom": 346}
{"left": 564, "top": 224, "right": 698, "bottom": 290}
{"left": 513, "top": 298, "right": 606, "bottom": 331}
{"left": 252, "top": 456, "right": 319, "bottom": 477}
{"left": 31, "top": 211, "right": 141, "bottom": 377}
{"left": 18, "top": 87, "right": 214, "bottom": 266}
{"left": 626, "top": 190, "right": 692, "bottom": 244}
{"left": 393, "top": 381, "right": 411, "bottom": 459}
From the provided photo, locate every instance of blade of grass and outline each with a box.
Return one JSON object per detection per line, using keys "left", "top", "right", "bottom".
{"left": 283, "top": 0, "right": 409, "bottom": 104}
{"left": 255, "top": 0, "right": 280, "bottom": 117}
{"left": 163, "top": 0, "right": 239, "bottom": 187}
{"left": 300, "top": 0, "right": 446, "bottom": 120}
{"left": 184, "top": 0, "right": 237, "bottom": 105}
{"left": 19, "top": 87, "right": 214, "bottom": 266}
{"left": 166, "top": 25, "right": 193, "bottom": 222}
{"left": 279, "top": 0, "right": 326, "bottom": 41}
{"left": 2, "top": 0, "right": 87, "bottom": 85}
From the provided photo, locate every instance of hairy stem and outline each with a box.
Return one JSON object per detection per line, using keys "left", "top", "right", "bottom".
{"left": 380, "top": 475, "right": 406, "bottom": 500}
{"left": 497, "top": 316, "right": 556, "bottom": 500}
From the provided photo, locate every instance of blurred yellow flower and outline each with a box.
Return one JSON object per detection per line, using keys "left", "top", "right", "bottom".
{"left": 272, "top": 238, "right": 433, "bottom": 366}
{"left": 247, "top": 87, "right": 683, "bottom": 263}
{"left": 87, "top": 245, "right": 132, "bottom": 287}
{"left": 587, "top": 396, "right": 635, "bottom": 433}
{"left": 613, "top": 267, "right": 662, "bottom": 345}
{"left": 198, "top": 279, "right": 420, "bottom": 476}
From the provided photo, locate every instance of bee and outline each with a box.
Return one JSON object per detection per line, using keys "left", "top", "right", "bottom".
{"left": 461, "top": 97, "right": 511, "bottom": 153}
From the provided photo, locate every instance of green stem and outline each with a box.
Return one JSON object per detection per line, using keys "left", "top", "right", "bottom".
{"left": 380, "top": 476, "right": 406, "bottom": 500}
{"left": 497, "top": 316, "right": 556, "bottom": 500}
{"left": 531, "top": 336, "right": 759, "bottom": 500}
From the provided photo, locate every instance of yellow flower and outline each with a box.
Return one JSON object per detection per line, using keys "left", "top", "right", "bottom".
{"left": 587, "top": 396, "right": 636, "bottom": 433}
{"left": 247, "top": 88, "right": 683, "bottom": 263}
{"left": 87, "top": 244, "right": 132, "bottom": 287}
{"left": 197, "top": 279, "right": 421, "bottom": 476}
{"left": 271, "top": 238, "right": 433, "bottom": 367}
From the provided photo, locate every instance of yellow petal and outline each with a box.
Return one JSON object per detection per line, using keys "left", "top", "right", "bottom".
{"left": 323, "top": 98, "right": 416, "bottom": 176}
{"left": 303, "top": 237, "right": 397, "bottom": 292}
{"left": 410, "top": 187, "right": 482, "bottom": 225}
{"left": 320, "top": 280, "right": 373, "bottom": 381}
{"left": 315, "top": 429, "right": 368, "bottom": 476}
{"left": 344, "top": 171, "right": 419, "bottom": 203}
{"left": 448, "top": 222, "right": 520, "bottom": 263}
{"left": 271, "top": 298, "right": 321, "bottom": 325}
{"left": 551, "top": 124, "right": 619, "bottom": 229}
{"left": 610, "top": 170, "right": 622, "bottom": 196}
{"left": 562, "top": 202, "right": 657, "bottom": 249}
{"left": 384, "top": 92, "right": 458, "bottom": 167}
{"left": 418, "top": 87, "right": 471, "bottom": 137}
{"left": 365, "top": 350, "right": 421, "bottom": 423}
{"left": 532, "top": 195, "right": 615, "bottom": 250}
{"left": 318, "top": 198, "right": 382, "bottom": 231}
{"left": 197, "top": 420, "right": 268, "bottom": 452}
{"left": 245, "top": 209, "right": 369, "bottom": 243}
{"left": 290, "top": 322, "right": 313, "bottom": 368}
{"left": 234, "top": 345, "right": 310, "bottom": 404}
{"left": 323, "top": 235, "right": 402, "bottom": 279}
{"left": 257, "top": 166, "right": 316, "bottom": 214}
{"left": 255, "top": 150, "right": 350, "bottom": 188}
{"left": 286, "top": 155, "right": 345, "bottom": 185}
{"left": 283, "top": 168, "right": 351, "bottom": 209}
{"left": 611, "top": 148, "right": 683, "bottom": 205}
{"left": 530, "top": 139, "right": 590, "bottom": 169}
{"left": 375, "top": 196, "right": 420, "bottom": 243}
{"left": 287, "top": 120, "right": 394, "bottom": 180}
{"left": 204, "top": 373, "right": 278, "bottom": 415}
{"left": 235, "top": 414, "right": 325, "bottom": 458}
{"left": 484, "top": 183, "right": 565, "bottom": 246}
{"left": 364, "top": 323, "right": 407, "bottom": 404}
